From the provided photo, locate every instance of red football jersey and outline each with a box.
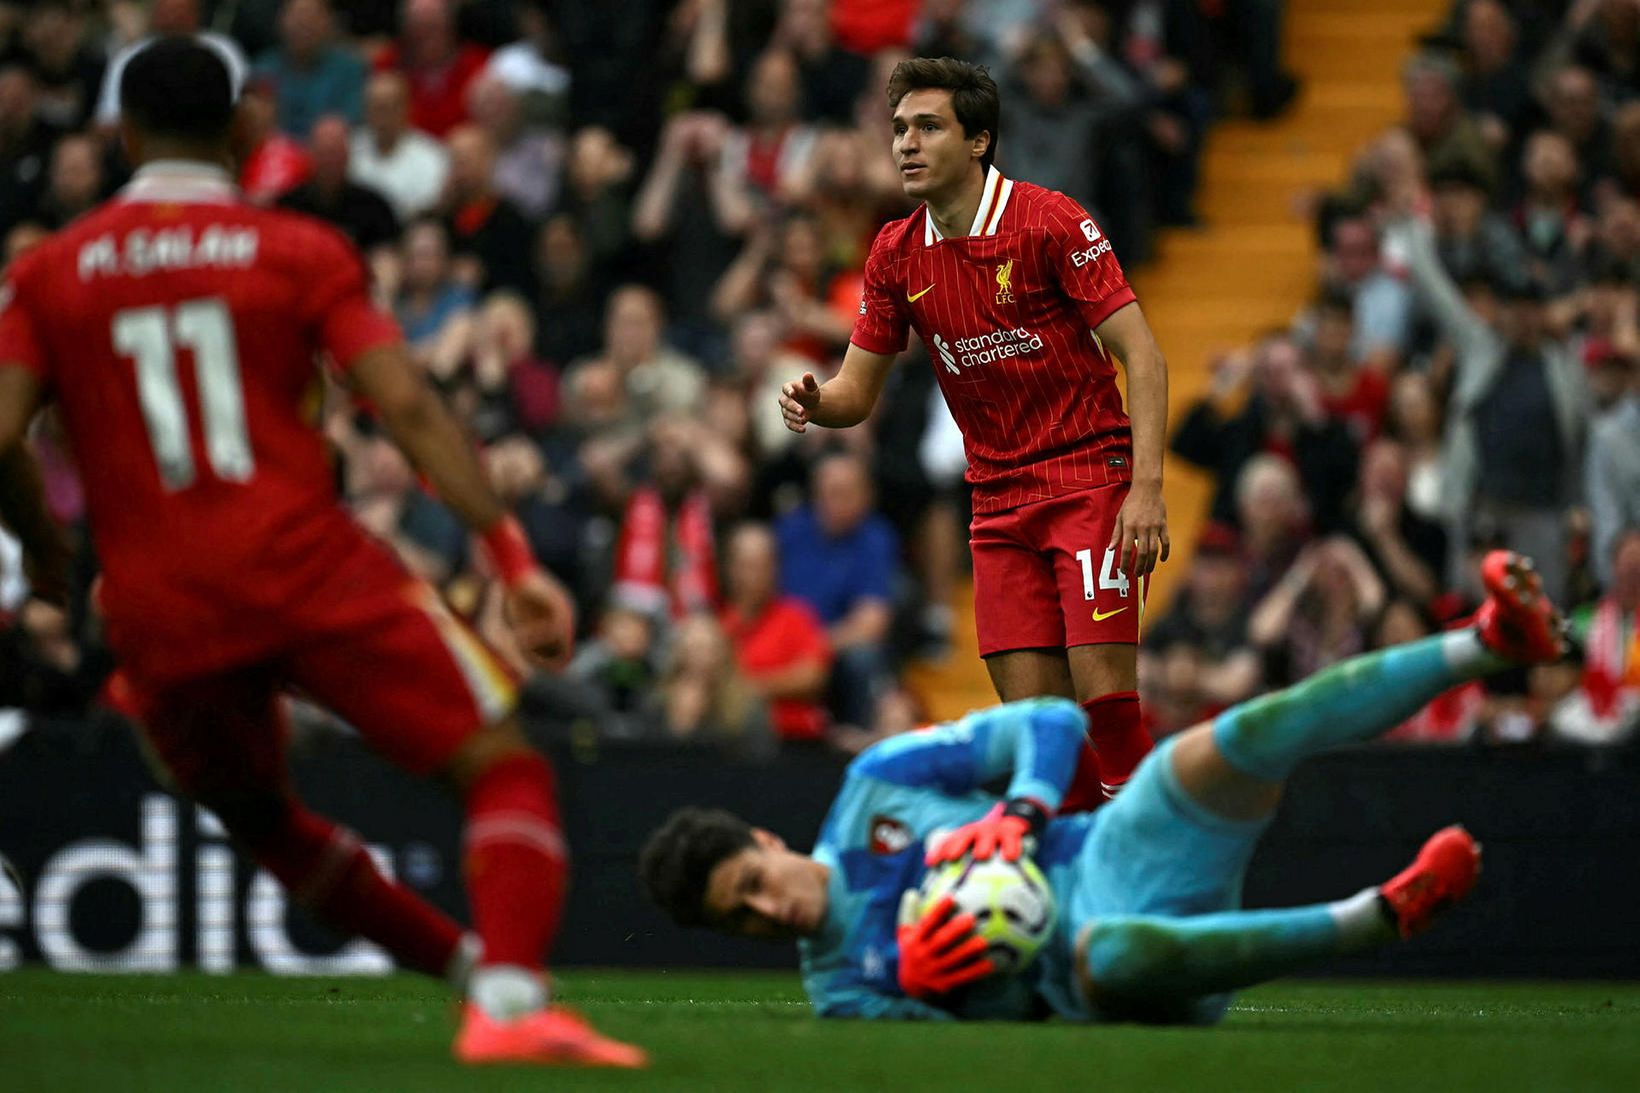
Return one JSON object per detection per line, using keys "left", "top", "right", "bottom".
{"left": 0, "top": 163, "right": 402, "bottom": 683}
{"left": 850, "top": 168, "right": 1137, "bottom": 513}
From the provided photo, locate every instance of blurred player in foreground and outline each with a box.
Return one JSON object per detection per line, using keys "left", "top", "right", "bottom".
{"left": 0, "top": 38, "right": 641, "bottom": 1068}
{"left": 642, "top": 552, "right": 1564, "bottom": 1022}
{"left": 780, "top": 57, "right": 1169, "bottom": 807}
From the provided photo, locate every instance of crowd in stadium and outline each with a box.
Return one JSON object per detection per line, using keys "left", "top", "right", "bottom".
{"left": 0, "top": 0, "right": 1634, "bottom": 755}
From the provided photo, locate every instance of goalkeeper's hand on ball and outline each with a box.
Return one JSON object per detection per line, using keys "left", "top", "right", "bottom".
{"left": 924, "top": 799, "right": 1049, "bottom": 865}
{"left": 895, "top": 892, "right": 996, "bottom": 1000}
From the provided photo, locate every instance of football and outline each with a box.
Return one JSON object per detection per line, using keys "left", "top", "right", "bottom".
{"left": 917, "top": 853, "right": 1058, "bottom": 975}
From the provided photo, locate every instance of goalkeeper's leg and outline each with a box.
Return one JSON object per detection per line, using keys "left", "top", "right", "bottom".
{"left": 1075, "top": 826, "right": 1480, "bottom": 1022}
{"left": 1172, "top": 551, "right": 1563, "bottom": 822}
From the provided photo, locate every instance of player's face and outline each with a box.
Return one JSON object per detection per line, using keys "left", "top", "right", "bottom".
{"left": 891, "top": 89, "right": 985, "bottom": 200}
{"left": 703, "top": 829, "right": 828, "bottom": 941}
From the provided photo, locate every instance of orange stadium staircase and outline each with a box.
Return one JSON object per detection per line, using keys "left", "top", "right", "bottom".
{"left": 903, "top": 0, "right": 1447, "bottom": 721}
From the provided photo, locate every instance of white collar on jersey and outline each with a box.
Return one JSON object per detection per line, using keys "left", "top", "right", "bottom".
{"left": 120, "top": 160, "right": 240, "bottom": 205}
{"left": 924, "top": 165, "right": 1015, "bottom": 246}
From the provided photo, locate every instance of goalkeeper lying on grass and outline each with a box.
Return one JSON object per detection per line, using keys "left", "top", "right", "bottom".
{"left": 640, "top": 553, "right": 1567, "bottom": 1023}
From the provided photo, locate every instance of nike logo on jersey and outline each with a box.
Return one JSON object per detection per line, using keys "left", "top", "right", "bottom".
{"left": 1091, "top": 606, "right": 1127, "bottom": 622}
{"left": 907, "top": 284, "right": 936, "bottom": 303}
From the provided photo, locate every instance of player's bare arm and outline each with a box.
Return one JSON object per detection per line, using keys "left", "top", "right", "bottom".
{"left": 347, "top": 344, "right": 575, "bottom": 668}
{"left": 778, "top": 342, "right": 896, "bottom": 433}
{"left": 1094, "top": 302, "right": 1171, "bottom": 579}
{"left": 0, "top": 366, "right": 70, "bottom": 604}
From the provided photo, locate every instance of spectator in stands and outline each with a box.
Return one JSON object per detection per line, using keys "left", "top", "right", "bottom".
{"left": 1596, "top": 101, "right": 1640, "bottom": 205}
{"left": 1234, "top": 452, "right": 1313, "bottom": 601}
{"left": 1384, "top": 371, "right": 1447, "bottom": 524}
{"left": 998, "top": 21, "right": 1141, "bottom": 229}
{"left": 1400, "top": 51, "right": 1494, "bottom": 191}
{"left": 1551, "top": 528, "right": 1640, "bottom": 744}
{"left": 466, "top": 290, "right": 559, "bottom": 441}
{"left": 0, "top": 66, "right": 60, "bottom": 237}
{"left": 564, "top": 286, "right": 706, "bottom": 434}
{"left": 1456, "top": 0, "right": 1531, "bottom": 154}
{"left": 1348, "top": 437, "right": 1448, "bottom": 608}
{"left": 253, "top": 0, "right": 365, "bottom": 139}
{"left": 531, "top": 213, "right": 605, "bottom": 368}
{"left": 1322, "top": 215, "right": 1414, "bottom": 368}
{"left": 20, "top": 0, "right": 104, "bottom": 132}
{"left": 1586, "top": 352, "right": 1640, "bottom": 590}
{"left": 279, "top": 115, "right": 399, "bottom": 254}
{"left": 776, "top": 452, "right": 899, "bottom": 730}
{"left": 630, "top": 110, "right": 743, "bottom": 342}
{"left": 566, "top": 604, "right": 662, "bottom": 732}
{"left": 720, "top": 522, "right": 833, "bottom": 745}
{"left": 1307, "top": 288, "right": 1389, "bottom": 445}
{"left": 1172, "top": 336, "right": 1360, "bottom": 534}
{"left": 394, "top": 216, "right": 475, "bottom": 382}
{"left": 1427, "top": 156, "right": 1528, "bottom": 288}
{"left": 1515, "top": 130, "right": 1590, "bottom": 294}
{"left": 711, "top": 210, "right": 854, "bottom": 361}
{"left": 1388, "top": 199, "right": 1589, "bottom": 604}
{"left": 34, "top": 132, "right": 104, "bottom": 228}
{"left": 351, "top": 70, "right": 449, "bottom": 220}
{"left": 771, "top": 0, "right": 873, "bottom": 125}
{"left": 439, "top": 124, "right": 537, "bottom": 296}
{"left": 714, "top": 48, "right": 817, "bottom": 234}
{"left": 482, "top": 0, "right": 571, "bottom": 111}
{"left": 466, "top": 73, "right": 562, "bottom": 221}
{"left": 650, "top": 613, "right": 773, "bottom": 754}
{"left": 371, "top": 0, "right": 489, "bottom": 138}
{"left": 1249, "top": 536, "right": 1386, "bottom": 687}
{"left": 1139, "top": 521, "right": 1261, "bottom": 715}
{"left": 557, "top": 125, "right": 634, "bottom": 281}
{"left": 237, "top": 78, "right": 312, "bottom": 204}
{"left": 610, "top": 416, "right": 722, "bottom": 619}
{"left": 1542, "top": 65, "right": 1613, "bottom": 186}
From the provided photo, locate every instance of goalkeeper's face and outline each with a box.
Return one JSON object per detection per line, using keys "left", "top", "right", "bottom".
{"left": 702, "top": 828, "right": 829, "bottom": 940}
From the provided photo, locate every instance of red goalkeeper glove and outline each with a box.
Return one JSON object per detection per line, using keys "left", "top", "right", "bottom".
{"left": 924, "top": 799, "right": 1049, "bottom": 865}
{"left": 895, "top": 892, "right": 995, "bottom": 1000}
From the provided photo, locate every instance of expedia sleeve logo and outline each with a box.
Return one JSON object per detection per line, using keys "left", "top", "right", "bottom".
{"left": 869, "top": 815, "right": 913, "bottom": 855}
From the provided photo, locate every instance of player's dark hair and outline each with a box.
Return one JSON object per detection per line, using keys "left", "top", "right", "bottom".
{"left": 886, "top": 56, "right": 1000, "bottom": 171}
{"left": 639, "top": 808, "right": 756, "bottom": 928}
{"left": 120, "top": 36, "right": 235, "bottom": 145}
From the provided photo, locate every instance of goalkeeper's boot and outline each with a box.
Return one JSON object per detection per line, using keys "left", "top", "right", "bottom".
{"left": 1475, "top": 551, "right": 1567, "bottom": 664}
{"left": 454, "top": 1003, "right": 648, "bottom": 1068}
{"left": 1378, "top": 825, "right": 1481, "bottom": 939}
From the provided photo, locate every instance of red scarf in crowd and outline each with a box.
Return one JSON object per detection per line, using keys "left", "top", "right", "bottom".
{"left": 612, "top": 488, "right": 717, "bottom": 618}
{"left": 1583, "top": 599, "right": 1640, "bottom": 719}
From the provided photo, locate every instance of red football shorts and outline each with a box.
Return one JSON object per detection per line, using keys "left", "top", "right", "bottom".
{"left": 126, "top": 581, "right": 518, "bottom": 802}
{"left": 970, "top": 482, "right": 1147, "bottom": 657}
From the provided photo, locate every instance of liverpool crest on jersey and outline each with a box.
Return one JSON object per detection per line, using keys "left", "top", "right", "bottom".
{"left": 994, "top": 259, "right": 1015, "bottom": 304}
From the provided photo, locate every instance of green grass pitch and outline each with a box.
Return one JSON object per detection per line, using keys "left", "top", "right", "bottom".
{"left": 3, "top": 969, "right": 1638, "bottom": 1091}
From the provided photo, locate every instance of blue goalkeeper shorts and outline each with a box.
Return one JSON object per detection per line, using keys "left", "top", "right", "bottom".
{"left": 1052, "top": 734, "right": 1271, "bottom": 1022}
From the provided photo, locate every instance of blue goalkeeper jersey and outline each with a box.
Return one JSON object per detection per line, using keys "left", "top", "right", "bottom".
{"left": 797, "top": 697, "right": 1097, "bottom": 1021}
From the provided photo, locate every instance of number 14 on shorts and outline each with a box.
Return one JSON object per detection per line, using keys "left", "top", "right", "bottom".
{"left": 1075, "top": 547, "right": 1129, "bottom": 601}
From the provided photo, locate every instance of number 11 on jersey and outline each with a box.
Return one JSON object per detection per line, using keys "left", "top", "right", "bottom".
{"left": 113, "top": 298, "right": 254, "bottom": 491}
{"left": 1075, "top": 546, "right": 1130, "bottom": 601}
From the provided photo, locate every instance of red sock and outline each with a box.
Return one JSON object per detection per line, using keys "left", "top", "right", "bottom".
{"left": 245, "top": 800, "right": 464, "bottom": 977}
{"left": 464, "top": 751, "right": 567, "bottom": 969}
{"left": 1061, "top": 691, "right": 1152, "bottom": 812}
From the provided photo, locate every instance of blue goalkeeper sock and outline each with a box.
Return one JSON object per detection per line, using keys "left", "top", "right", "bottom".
{"left": 1083, "top": 891, "right": 1391, "bottom": 1001}
{"left": 1212, "top": 630, "right": 1504, "bottom": 782}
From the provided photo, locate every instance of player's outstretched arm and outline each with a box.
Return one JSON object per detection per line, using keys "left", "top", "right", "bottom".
{"left": 852, "top": 698, "right": 1085, "bottom": 816}
{"left": 1095, "top": 303, "right": 1171, "bottom": 580}
{"left": 347, "top": 344, "right": 575, "bottom": 668}
{"left": 778, "top": 342, "right": 896, "bottom": 433}
{"left": 0, "top": 367, "right": 70, "bottom": 605}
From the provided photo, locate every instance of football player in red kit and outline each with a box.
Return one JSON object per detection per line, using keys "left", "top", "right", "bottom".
{"left": 0, "top": 38, "right": 641, "bottom": 1068}
{"left": 781, "top": 57, "right": 1170, "bottom": 807}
